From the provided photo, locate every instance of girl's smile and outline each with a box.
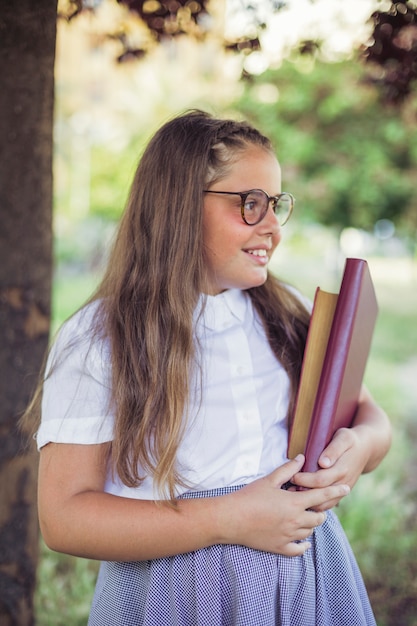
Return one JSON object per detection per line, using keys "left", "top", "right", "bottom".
{"left": 244, "top": 248, "right": 269, "bottom": 262}
{"left": 203, "top": 146, "right": 282, "bottom": 295}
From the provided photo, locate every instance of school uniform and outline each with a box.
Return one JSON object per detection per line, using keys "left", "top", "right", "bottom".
{"left": 38, "top": 289, "right": 376, "bottom": 626}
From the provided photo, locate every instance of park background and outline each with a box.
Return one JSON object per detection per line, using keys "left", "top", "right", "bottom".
{"left": 19, "top": 1, "right": 417, "bottom": 624}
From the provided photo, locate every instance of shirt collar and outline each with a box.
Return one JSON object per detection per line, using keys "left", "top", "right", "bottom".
{"left": 197, "top": 289, "right": 249, "bottom": 332}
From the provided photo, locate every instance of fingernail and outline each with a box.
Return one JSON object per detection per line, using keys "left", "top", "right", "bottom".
{"left": 342, "top": 484, "right": 351, "bottom": 495}
{"left": 294, "top": 454, "right": 304, "bottom": 462}
{"left": 320, "top": 456, "right": 331, "bottom": 468}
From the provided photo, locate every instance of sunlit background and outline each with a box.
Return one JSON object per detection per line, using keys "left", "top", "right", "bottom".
{"left": 37, "top": 1, "right": 417, "bottom": 624}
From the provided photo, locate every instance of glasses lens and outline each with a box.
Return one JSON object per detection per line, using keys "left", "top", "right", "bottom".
{"left": 274, "top": 193, "right": 293, "bottom": 225}
{"left": 243, "top": 190, "right": 267, "bottom": 225}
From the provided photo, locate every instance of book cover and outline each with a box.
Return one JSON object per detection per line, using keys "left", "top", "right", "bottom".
{"left": 289, "top": 258, "right": 378, "bottom": 473}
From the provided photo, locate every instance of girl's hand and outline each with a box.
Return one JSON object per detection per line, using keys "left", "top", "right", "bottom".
{"left": 291, "top": 427, "right": 368, "bottom": 511}
{"left": 216, "top": 455, "right": 350, "bottom": 557}
{"left": 290, "top": 386, "right": 391, "bottom": 511}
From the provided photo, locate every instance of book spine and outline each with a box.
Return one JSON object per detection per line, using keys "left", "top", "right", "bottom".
{"left": 303, "top": 259, "right": 365, "bottom": 472}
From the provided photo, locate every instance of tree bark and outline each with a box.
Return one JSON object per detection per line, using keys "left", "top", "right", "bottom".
{"left": 0, "top": 1, "right": 57, "bottom": 624}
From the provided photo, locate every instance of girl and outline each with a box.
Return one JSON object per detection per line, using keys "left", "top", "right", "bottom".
{"left": 32, "top": 110, "right": 391, "bottom": 625}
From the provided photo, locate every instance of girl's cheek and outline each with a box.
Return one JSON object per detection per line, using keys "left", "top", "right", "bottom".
{"left": 272, "top": 231, "right": 282, "bottom": 250}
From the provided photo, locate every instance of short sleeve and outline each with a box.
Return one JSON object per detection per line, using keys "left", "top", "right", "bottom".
{"left": 36, "top": 303, "right": 114, "bottom": 450}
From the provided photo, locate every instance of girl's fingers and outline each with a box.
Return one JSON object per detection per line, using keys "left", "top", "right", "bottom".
{"left": 233, "top": 462, "right": 350, "bottom": 556}
{"left": 267, "top": 456, "right": 351, "bottom": 509}
{"left": 310, "top": 510, "right": 327, "bottom": 528}
{"left": 267, "top": 454, "right": 306, "bottom": 488}
{"left": 318, "top": 428, "right": 353, "bottom": 469}
{"left": 263, "top": 460, "right": 351, "bottom": 519}
{"left": 283, "top": 540, "right": 312, "bottom": 557}
{"left": 304, "top": 483, "right": 350, "bottom": 510}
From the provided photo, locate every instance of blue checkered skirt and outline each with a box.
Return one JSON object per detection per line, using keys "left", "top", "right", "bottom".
{"left": 88, "top": 485, "right": 376, "bottom": 626}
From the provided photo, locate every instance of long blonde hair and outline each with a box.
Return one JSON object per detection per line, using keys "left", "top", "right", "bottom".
{"left": 27, "top": 110, "right": 310, "bottom": 499}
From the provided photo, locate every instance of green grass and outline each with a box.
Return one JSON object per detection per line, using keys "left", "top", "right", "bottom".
{"left": 36, "top": 249, "right": 417, "bottom": 626}
{"left": 36, "top": 549, "right": 99, "bottom": 626}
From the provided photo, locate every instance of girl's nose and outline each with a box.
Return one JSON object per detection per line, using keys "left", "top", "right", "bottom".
{"left": 257, "top": 203, "right": 281, "bottom": 235}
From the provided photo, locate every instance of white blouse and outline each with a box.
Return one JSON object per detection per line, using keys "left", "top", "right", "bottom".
{"left": 38, "top": 289, "right": 291, "bottom": 500}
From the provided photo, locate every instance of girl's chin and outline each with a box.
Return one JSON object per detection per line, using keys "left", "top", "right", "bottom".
{"left": 203, "top": 270, "right": 269, "bottom": 295}
{"left": 243, "top": 270, "right": 269, "bottom": 289}
{"left": 235, "top": 274, "right": 270, "bottom": 292}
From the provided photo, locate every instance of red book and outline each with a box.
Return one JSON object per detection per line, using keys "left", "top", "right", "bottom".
{"left": 288, "top": 258, "right": 378, "bottom": 472}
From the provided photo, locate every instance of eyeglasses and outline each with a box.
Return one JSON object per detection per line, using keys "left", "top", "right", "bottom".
{"left": 203, "top": 189, "right": 294, "bottom": 226}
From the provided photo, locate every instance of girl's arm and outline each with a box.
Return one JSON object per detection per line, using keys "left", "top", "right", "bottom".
{"left": 292, "top": 385, "right": 392, "bottom": 508}
{"left": 38, "top": 443, "right": 350, "bottom": 561}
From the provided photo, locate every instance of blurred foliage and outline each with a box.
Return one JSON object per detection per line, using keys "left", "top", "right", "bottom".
{"left": 364, "top": 1, "right": 417, "bottom": 105}
{"left": 36, "top": 544, "right": 99, "bottom": 626}
{"left": 337, "top": 278, "right": 417, "bottom": 626}
{"left": 55, "top": 60, "right": 417, "bottom": 245}
{"left": 235, "top": 57, "right": 417, "bottom": 235}
{"left": 58, "top": 1, "right": 417, "bottom": 108}
{"left": 58, "top": 0, "right": 286, "bottom": 61}
{"left": 89, "top": 142, "right": 139, "bottom": 219}
{"left": 53, "top": 1, "right": 417, "bottom": 246}
{"left": 117, "top": 0, "right": 209, "bottom": 41}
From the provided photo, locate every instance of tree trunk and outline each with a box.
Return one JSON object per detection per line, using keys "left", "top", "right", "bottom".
{"left": 0, "top": 1, "right": 57, "bottom": 624}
